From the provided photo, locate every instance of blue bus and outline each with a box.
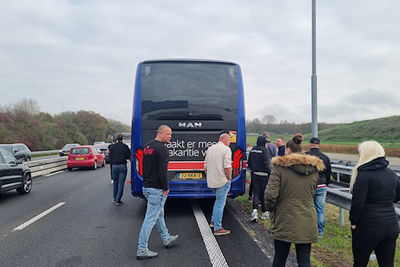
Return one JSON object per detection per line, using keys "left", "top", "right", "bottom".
{"left": 131, "top": 59, "right": 246, "bottom": 198}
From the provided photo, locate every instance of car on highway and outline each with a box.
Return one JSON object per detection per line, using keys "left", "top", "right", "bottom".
{"left": 0, "top": 147, "right": 32, "bottom": 197}
{"left": 59, "top": 143, "right": 80, "bottom": 157}
{"left": 0, "top": 143, "right": 32, "bottom": 162}
{"left": 93, "top": 141, "right": 105, "bottom": 145}
{"left": 67, "top": 146, "right": 105, "bottom": 171}
{"left": 94, "top": 143, "right": 111, "bottom": 164}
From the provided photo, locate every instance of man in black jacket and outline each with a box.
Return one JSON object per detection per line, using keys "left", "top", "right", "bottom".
{"left": 137, "top": 125, "right": 178, "bottom": 260}
{"left": 109, "top": 134, "right": 131, "bottom": 206}
{"left": 306, "top": 137, "right": 331, "bottom": 237}
{"left": 248, "top": 136, "right": 271, "bottom": 222}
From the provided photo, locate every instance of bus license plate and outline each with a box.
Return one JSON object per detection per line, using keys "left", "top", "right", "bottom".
{"left": 179, "top": 173, "right": 202, "bottom": 179}
{"left": 76, "top": 157, "right": 84, "bottom": 160}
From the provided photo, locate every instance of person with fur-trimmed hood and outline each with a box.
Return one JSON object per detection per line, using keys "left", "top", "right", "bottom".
{"left": 265, "top": 133, "right": 325, "bottom": 267}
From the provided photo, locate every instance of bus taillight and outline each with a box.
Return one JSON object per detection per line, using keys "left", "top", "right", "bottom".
{"left": 232, "top": 149, "right": 243, "bottom": 177}
{"left": 135, "top": 149, "right": 143, "bottom": 176}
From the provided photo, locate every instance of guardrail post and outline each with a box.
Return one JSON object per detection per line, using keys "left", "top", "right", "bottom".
{"left": 339, "top": 207, "right": 345, "bottom": 226}
{"left": 336, "top": 171, "right": 340, "bottom": 182}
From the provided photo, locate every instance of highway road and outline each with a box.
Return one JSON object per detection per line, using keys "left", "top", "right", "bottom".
{"left": 0, "top": 164, "right": 270, "bottom": 267}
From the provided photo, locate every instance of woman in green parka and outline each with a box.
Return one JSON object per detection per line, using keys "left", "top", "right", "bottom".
{"left": 265, "top": 134, "right": 325, "bottom": 267}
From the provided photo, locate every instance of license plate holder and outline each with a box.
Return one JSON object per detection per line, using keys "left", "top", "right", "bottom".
{"left": 178, "top": 173, "right": 202, "bottom": 179}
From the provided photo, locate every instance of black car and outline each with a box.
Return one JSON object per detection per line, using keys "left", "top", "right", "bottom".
{"left": 0, "top": 147, "right": 32, "bottom": 197}
{"left": 94, "top": 143, "right": 111, "bottom": 164}
{"left": 59, "top": 143, "right": 80, "bottom": 156}
{"left": 0, "top": 143, "right": 32, "bottom": 162}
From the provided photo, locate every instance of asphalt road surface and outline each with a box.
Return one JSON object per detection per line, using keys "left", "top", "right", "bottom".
{"left": 0, "top": 164, "right": 270, "bottom": 267}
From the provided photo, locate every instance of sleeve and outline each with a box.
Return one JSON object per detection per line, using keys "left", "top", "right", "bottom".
{"left": 394, "top": 177, "right": 400, "bottom": 203}
{"left": 263, "top": 149, "right": 271, "bottom": 174}
{"left": 247, "top": 150, "right": 253, "bottom": 171}
{"left": 349, "top": 173, "right": 369, "bottom": 225}
{"left": 158, "top": 146, "right": 169, "bottom": 190}
{"left": 223, "top": 148, "right": 232, "bottom": 169}
{"left": 124, "top": 145, "right": 131, "bottom": 161}
{"left": 325, "top": 157, "right": 332, "bottom": 184}
{"left": 265, "top": 166, "right": 281, "bottom": 211}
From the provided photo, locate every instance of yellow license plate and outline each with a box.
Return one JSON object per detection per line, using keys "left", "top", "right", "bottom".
{"left": 179, "top": 173, "right": 202, "bottom": 179}
{"left": 76, "top": 157, "right": 84, "bottom": 160}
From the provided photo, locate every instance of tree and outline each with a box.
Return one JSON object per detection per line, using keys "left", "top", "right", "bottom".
{"left": 262, "top": 115, "right": 277, "bottom": 125}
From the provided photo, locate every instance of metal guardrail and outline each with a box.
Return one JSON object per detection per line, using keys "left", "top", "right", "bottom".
{"left": 328, "top": 164, "right": 400, "bottom": 226}
{"left": 25, "top": 157, "right": 67, "bottom": 178}
{"left": 31, "top": 150, "right": 59, "bottom": 155}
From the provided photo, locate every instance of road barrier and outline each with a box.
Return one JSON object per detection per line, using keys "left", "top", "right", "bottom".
{"left": 25, "top": 157, "right": 67, "bottom": 178}
{"left": 327, "top": 164, "right": 400, "bottom": 226}
{"left": 31, "top": 149, "right": 60, "bottom": 155}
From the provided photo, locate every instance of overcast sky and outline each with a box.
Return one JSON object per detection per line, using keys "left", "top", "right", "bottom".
{"left": 1, "top": 0, "right": 399, "bottom": 125}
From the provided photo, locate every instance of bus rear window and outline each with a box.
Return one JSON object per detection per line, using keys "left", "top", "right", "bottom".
{"left": 140, "top": 62, "right": 239, "bottom": 121}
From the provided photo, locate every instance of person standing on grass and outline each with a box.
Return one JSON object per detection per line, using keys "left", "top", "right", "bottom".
{"left": 247, "top": 136, "right": 271, "bottom": 222}
{"left": 275, "top": 137, "right": 286, "bottom": 156}
{"left": 306, "top": 137, "right": 332, "bottom": 238}
{"left": 137, "top": 125, "right": 178, "bottom": 260}
{"left": 204, "top": 133, "right": 232, "bottom": 236}
{"left": 109, "top": 133, "right": 131, "bottom": 206}
{"left": 265, "top": 134, "right": 324, "bottom": 267}
{"left": 350, "top": 141, "right": 400, "bottom": 267}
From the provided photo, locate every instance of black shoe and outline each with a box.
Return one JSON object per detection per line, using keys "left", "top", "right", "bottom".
{"left": 115, "top": 201, "right": 123, "bottom": 206}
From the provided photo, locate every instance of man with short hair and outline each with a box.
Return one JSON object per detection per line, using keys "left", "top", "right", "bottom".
{"left": 204, "top": 133, "right": 232, "bottom": 236}
{"left": 109, "top": 134, "right": 131, "bottom": 205}
{"left": 306, "top": 137, "right": 332, "bottom": 237}
{"left": 137, "top": 125, "right": 178, "bottom": 260}
{"left": 276, "top": 137, "right": 286, "bottom": 156}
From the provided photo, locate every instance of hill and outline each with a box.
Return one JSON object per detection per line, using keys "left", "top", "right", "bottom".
{"left": 317, "top": 116, "right": 400, "bottom": 143}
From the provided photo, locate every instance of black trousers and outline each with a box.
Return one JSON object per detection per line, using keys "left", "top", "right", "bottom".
{"left": 352, "top": 223, "right": 399, "bottom": 267}
{"left": 273, "top": 239, "right": 311, "bottom": 267}
{"left": 252, "top": 174, "right": 269, "bottom": 212}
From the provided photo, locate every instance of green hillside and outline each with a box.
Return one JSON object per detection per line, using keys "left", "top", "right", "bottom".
{"left": 317, "top": 116, "right": 400, "bottom": 144}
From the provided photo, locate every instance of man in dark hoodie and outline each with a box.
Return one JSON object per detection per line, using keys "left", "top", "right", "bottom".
{"left": 248, "top": 136, "right": 271, "bottom": 222}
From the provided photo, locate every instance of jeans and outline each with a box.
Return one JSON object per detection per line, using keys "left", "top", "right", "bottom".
{"left": 352, "top": 223, "right": 399, "bottom": 267}
{"left": 252, "top": 174, "right": 269, "bottom": 212}
{"left": 138, "top": 187, "right": 170, "bottom": 251}
{"left": 273, "top": 239, "right": 311, "bottom": 267}
{"left": 211, "top": 182, "right": 231, "bottom": 231}
{"left": 112, "top": 164, "right": 127, "bottom": 202}
{"left": 314, "top": 186, "right": 327, "bottom": 235}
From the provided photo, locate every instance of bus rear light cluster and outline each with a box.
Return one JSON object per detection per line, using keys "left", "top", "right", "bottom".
{"left": 232, "top": 149, "right": 243, "bottom": 177}
{"left": 135, "top": 149, "right": 143, "bottom": 176}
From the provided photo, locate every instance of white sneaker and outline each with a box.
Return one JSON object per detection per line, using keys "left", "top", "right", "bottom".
{"left": 261, "top": 211, "right": 269, "bottom": 219}
{"left": 251, "top": 209, "right": 258, "bottom": 222}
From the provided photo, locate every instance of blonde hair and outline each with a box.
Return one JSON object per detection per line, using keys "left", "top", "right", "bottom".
{"left": 350, "top": 141, "right": 385, "bottom": 192}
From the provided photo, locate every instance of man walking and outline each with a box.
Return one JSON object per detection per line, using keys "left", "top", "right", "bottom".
{"left": 137, "top": 125, "right": 178, "bottom": 260}
{"left": 204, "top": 133, "right": 232, "bottom": 236}
{"left": 248, "top": 136, "right": 271, "bottom": 222}
{"left": 109, "top": 134, "right": 131, "bottom": 206}
{"left": 306, "top": 137, "right": 332, "bottom": 237}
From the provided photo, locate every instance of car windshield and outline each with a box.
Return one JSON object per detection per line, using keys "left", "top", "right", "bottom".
{"left": 70, "top": 148, "right": 90, "bottom": 155}
{"left": 63, "top": 144, "right": 76, "bottom": 149}
{"left": 0, "top": 145, "right": 12, "bottom": 152}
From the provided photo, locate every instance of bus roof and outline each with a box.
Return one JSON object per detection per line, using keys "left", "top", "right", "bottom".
{"left": 140, "top": 59, "right": 238, "bottom": 66}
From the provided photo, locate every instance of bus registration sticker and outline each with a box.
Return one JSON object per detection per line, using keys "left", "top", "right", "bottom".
{"left": 179, "top": 173, "right": 202, "bottom": 179}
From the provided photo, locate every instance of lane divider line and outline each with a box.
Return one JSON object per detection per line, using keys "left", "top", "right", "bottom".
{"left": 12, "top": 202, "right": 66, "bottom": 231}
{"left": 191, "top": 200, "right": 229, "bottom": 267}
{"left": 45, "top": 171, "right": 64, "bottom": 177}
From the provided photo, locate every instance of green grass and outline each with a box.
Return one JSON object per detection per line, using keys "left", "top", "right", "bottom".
{"left": 31, "top": 152, "right": 59, "bottom": 158}
{"left": 234, "top": 197, "right": 400, "bottom": 266}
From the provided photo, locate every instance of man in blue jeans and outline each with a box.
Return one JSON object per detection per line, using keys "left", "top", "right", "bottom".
{"left": 204, "top": 133, "right": 232, "bottom": 236}
{"left": 137, "top": 125, "right": 178, "bottom": 260}
{"left": 306, "top": 137, "right": 332, "bottom": 237}
{"left": 109, "top": 134, "right": 131, "bottom": 206}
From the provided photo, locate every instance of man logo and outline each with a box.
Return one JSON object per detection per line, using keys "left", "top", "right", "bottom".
{"left": 178, "top": 122, "right": 202, "bottom": 128}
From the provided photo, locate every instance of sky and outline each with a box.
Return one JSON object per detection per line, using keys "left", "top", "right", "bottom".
{"left": 1, "top": 0, "right": 399, "bottom": 125}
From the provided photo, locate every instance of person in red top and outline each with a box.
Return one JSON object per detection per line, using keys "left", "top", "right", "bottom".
{"left": 137, "top": 125, "right": 178, "bottom": 260}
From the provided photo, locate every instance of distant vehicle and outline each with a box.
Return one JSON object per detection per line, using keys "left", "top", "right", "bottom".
{"left": 0, "top": 143, "right": 32, "bottom": 162}
{"left": 93, "top": 141, "right": 105, "bottom": 145}
{"left": 59, "top": 143, "right": 80, "bottom": 157}
{"left": 67, "top": 146, "right": 105, "bottom": 171}
{"left": 0, "top": 147, "right": 32, "bottom": 197}
{"left": 94, "top": 143, "right": 111, "bottom": 164}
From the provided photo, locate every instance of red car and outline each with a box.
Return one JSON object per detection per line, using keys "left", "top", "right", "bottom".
{"left": 67, "top": 146, "right": 105, "bottom": 171}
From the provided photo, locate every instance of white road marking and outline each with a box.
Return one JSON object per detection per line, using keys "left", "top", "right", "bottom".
{"left": 45, "top": 171, "right": 64, "bottom": 177}
{"left": 191, "top": 200, "right": 229, "bottom": 267}
{"left": 12, "top": 202, "right": 66, "bottom": 231}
